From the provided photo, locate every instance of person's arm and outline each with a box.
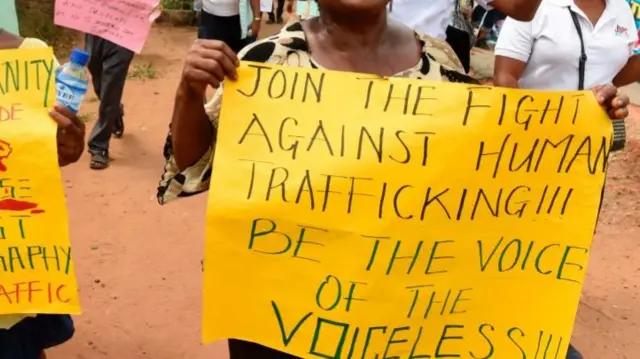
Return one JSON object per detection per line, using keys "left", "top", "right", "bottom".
{"left": 494, "top": 56, "right": 526, "bottom": 88}
{"left": 612, "top": 12, "right": 640, "bottom": 87}
{"left": 476, "top": 0, "right": 542, "bottom": 21}
{"left": 171, "top": 81, "right": 213, "bottom": 170}
{"left": 170, "top": 40, "right": 239, "bottom": 170}
{"left": 248, "top": 0, "right": 262, "bottom": 37}
{"left": 159, "top": 38, "right": 270, "bottom": 205}
{"left": 250, "top": 0, "right": 260, "bottom": 20}
{"left": 613, "top": 55, "right": 640, "bottom": 87}
{"left": 493, "top": 16, "right": 534, "bottom": 88}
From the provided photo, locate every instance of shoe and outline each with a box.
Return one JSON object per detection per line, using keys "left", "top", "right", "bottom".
{"left": 266, "top": 18, "right": 275, "bottom": 24}
{"left": 277, "top": 17, "right": 283, "bottom": 24}
{"left": 89, "top": 151, "right": 109, "bottom": 170}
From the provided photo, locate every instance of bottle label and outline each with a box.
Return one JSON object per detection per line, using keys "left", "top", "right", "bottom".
{"left": 56, "top": 83, "right": 81, "bottom": 112}
{"left": 55, "top": 72, "right": 88, "bottom": 114}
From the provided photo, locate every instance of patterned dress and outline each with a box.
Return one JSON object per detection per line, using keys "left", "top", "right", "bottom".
{"left": 158, "top": 21, "right": 478, "bottom": 204}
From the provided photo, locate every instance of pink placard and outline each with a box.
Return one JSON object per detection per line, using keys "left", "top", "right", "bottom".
{"left": 54, "top": 0, "right": 160, "bottom": 53}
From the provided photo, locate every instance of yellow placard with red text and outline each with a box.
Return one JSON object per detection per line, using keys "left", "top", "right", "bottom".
{"left": 0, "top": 48, "right": 80, "bottom": 316}
{"left": 203, "top": 62, "right": 611, "bottom": 359}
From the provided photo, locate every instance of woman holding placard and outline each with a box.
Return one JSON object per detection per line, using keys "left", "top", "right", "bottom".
{"left": 0, "top": 28, "right": 85, "bottom": 359}
{"left": 160, "top": 0, "right": 631, "bottom": 357}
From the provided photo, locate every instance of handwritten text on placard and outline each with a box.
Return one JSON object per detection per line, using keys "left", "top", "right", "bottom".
{"left": 203, "top": 63, "right": 611, "bottom": 359}
{"left": 54, "top": 0, "right": 159, "bottom": 53}
{"left": 0, "top": 48, "right": 80, "bottom": 315}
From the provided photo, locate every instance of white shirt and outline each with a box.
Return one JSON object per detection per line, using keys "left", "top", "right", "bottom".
{"left": 203, "top": 0, "right": 239, "bottom": 16}
{"left": 389, "top": 0, "right": 456, "bottom": 39}
{"left": 495, "top": 0, "right": 638, "bottom": 90}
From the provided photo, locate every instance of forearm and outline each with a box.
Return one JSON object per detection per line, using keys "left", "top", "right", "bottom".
{"left": 493, "top": 73, "right": 520, "bottom": 88}
{"left": 250, "top": 0, "right": 260, "bottom": 17}
{"left": 171, "top": 81, "right": 213, "bottom": 171}
{"left": 492, "top": 0, "right": 541, "bottom": 21}
{"left": 613, "top": 55, "right": 640, "bottom": 87}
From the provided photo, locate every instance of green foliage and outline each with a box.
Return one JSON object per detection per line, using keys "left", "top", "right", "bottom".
{"left": 161, "top": 0, "right": 193, "bottom": 10}
{"left": 15, "top": 0, "right": 77, "bottom": 56}
{"left": 16, "top": 0, "right": 55, "bottom": 42}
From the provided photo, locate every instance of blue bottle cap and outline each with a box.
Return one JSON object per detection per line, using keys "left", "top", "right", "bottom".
{"left": 69, "top": 48, "right": 90, "bottom": 66}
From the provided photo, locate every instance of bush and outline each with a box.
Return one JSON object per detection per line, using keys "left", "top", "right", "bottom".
{"left": 16, "top": 0, "right": 79, "bottom": 56}
{"left": 161, "top": 0, "right": 193, "bottom": 10}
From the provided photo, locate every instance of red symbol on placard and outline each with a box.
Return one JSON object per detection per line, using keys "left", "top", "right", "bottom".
{"left": 0, "top": 198, "right": 41, "bottom": 212}
{"left": 0, "top": 178, "right": 45, "bottom": 215}
{"left": 0, "top": 139, "right": 12, "bottom": 172}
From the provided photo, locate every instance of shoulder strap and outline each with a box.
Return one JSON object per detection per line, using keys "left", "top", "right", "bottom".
{"left": 568, "top": 8, "right": 587, "bottom": 90}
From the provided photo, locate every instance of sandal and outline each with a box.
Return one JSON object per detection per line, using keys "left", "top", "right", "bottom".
{"left": 89, "top": 152, "right": 109, "bottom": 170}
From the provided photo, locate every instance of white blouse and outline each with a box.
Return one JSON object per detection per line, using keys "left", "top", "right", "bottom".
{"left": 495, "top": 0, "right": 638, "bottom": 90}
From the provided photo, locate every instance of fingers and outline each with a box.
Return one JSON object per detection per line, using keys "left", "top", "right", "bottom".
{"left": 613, "top": 92, "right": 630, "bottom": 109}
{"left": 593, "top": 84, "right": 617, "bottom": 106}
{"left": 609, "top": 106, "right": 629, "bottom": 120}
{"left": 53, "top": 103, "right": 84, "bottom": 128}
{"left": 183, "top": 39, "right": 240, "bottom": 91}
{"left": 196, "top": 47, "right": 238, "bottom": 81}
{"left": 198, "top": 39, "right": 239, "bottom": 66}
{"left": 48, "top": 107, "right": 83, "bottom": 137}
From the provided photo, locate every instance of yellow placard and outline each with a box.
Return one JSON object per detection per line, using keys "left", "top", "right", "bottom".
{"left": 0, "top": 48, "right": 80, "bottom": 315}
{"left": 204, "top": 62, "right": 611, "bottom": 359}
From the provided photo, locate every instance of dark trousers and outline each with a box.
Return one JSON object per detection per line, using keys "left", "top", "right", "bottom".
{"left": 0, "top": 315, "right": 74, "bottom": 359}
{"left": 85, "top": 34, "right": 134, "bottom": 155}
{"left": 228, "top": 339, "right": 583, "bottom": 359}
{"left": 229, "top": 339, "right": 299, "bottom": 359}
{"left": 268, "top": 0, "right": 285, "bottom": 21}
{"left": 445, "top": 25, "right": 471, "bottom": 73}
{"left": 198, "top": 11, "right": 255, "bottom": 53}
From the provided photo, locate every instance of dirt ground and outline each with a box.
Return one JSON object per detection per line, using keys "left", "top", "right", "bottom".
{"left": 50, "top": 22, "right": 640, "bottom": 359}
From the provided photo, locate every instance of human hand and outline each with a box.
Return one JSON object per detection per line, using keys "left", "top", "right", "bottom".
{"left": 592, "top": 84, "right": 630, "bottom": 120}
{"left": 50, "top": 103, "right": 85, "bottom": 167}
{"left": 180, "top": 39, "right": 240, "bottom": 95}
{"left": 249, "top": 18, "right": 261, "bottom": 37}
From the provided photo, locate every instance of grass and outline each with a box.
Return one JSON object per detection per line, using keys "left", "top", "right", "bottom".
{"left": 161, "top": 0, "right": 193, "bottom": 10}
{"left": 128, "top": 63, "right": 158, "bottom": 80}
{"left": 78, "top": 113, "right": 93, "bottom": 123}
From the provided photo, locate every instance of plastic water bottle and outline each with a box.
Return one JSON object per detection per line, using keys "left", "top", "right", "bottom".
{"left": 56, "top": 48, "right": 90, "bottom": 114}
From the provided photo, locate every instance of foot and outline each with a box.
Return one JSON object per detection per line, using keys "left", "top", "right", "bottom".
{"left": 89, "top": 152, "right": 109, "bottom": 170}
{"left": 112, "top": 104, "right": 125, "bottom": 139}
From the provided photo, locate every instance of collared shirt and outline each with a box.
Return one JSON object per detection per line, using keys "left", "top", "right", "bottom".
{"left": 627, "top": 0, "right": 640, "bottom": 53}
{"left": 202, "top": 0, "right": 240, "bottom": 16}
{"left": 495, "top": 0, "right": 638, "bottom": 90}
{"left": 388, "top": 0, "right": 456, "bottom": 39}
